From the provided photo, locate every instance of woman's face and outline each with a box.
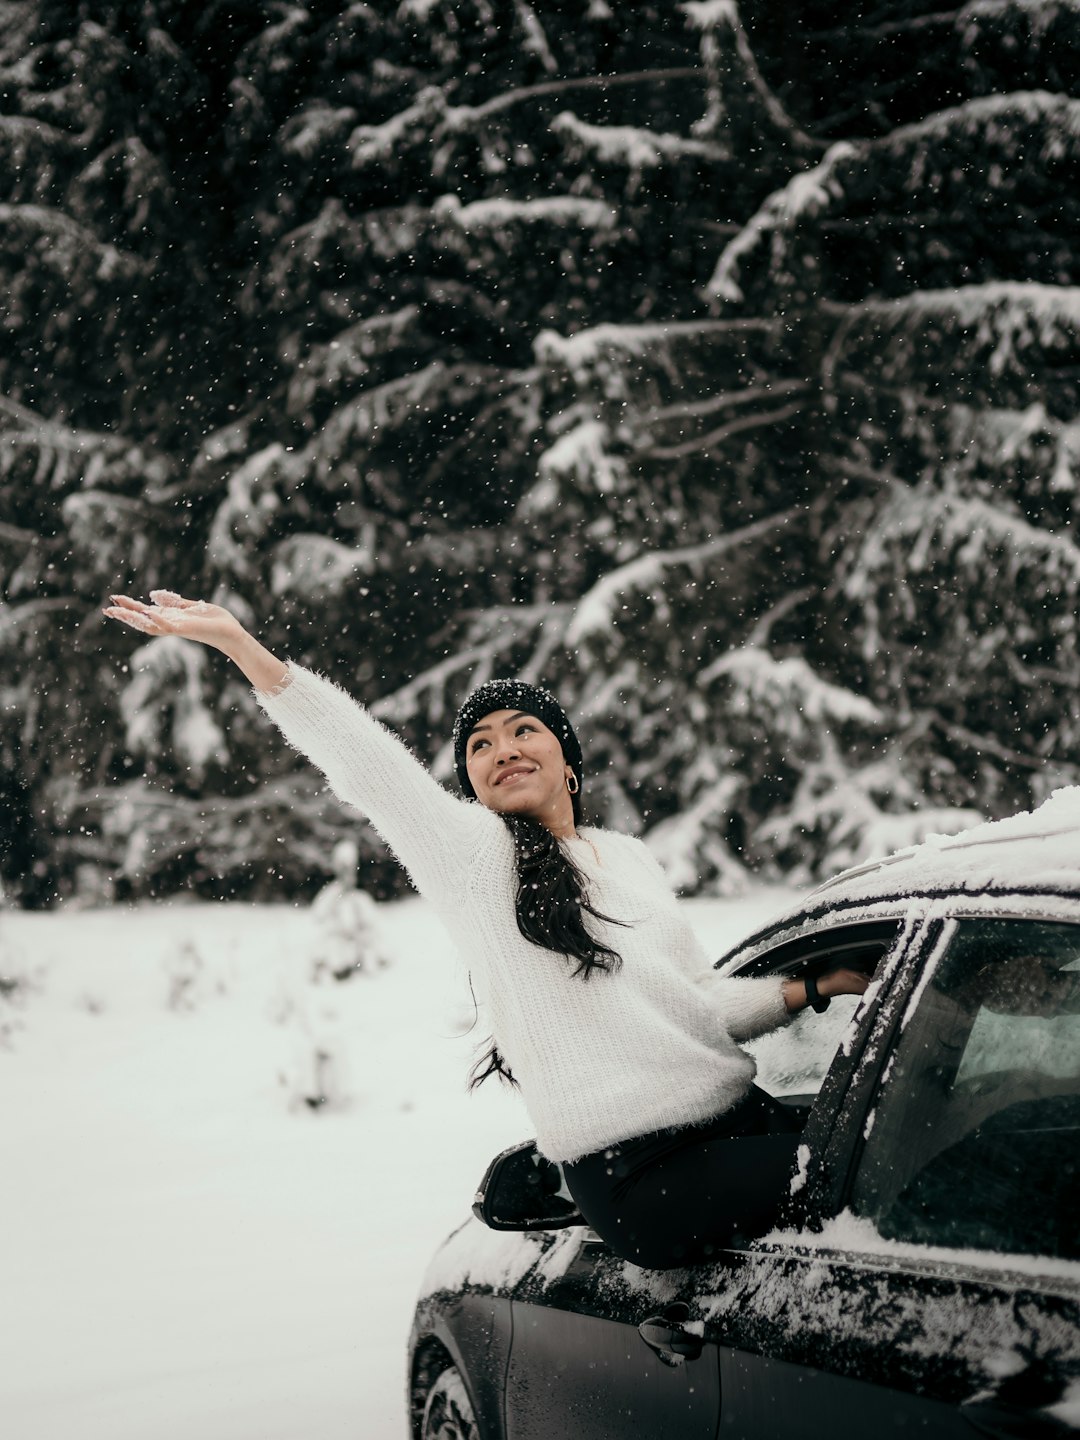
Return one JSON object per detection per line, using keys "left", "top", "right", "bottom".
{"left": 464, "top": 708, "right": 576, "bottom": 833}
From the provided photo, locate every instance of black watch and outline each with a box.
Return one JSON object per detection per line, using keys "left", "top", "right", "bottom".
{"left": 804, "top": 973, "right": 830, "bottom": 1013}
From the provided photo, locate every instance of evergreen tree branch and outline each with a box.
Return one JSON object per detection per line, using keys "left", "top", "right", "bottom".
{"left": 930, "top": 712, "right": 1076, "bottom": 772}
{"left": 645, "top": 399, "right": 806, "bottom": 459}
{"left": 808, "top": 10, "right": 962, "bottom": 42}
{"left": 706, "top": 141, "right": 859, "bottom": 302}
{"left": 0, "top": 521, "right": 42, "bottom": 547}
{"left": 0, "top": 597, "right": 79, "bottom": 640}
{"left": 0, "top": 203, "right": 138, "bottom": 275}
{"left": 713, "top": 91, "right": 1080, "bottom": 307}
{"left": 446, "top": 67, "right": 705, "bottom": 125}
{"left": 745, "top": 587, "right": 816, "bottom": 647}
{"left": 0, "top": 396, "right": 131, "bottom": 460}
{"left": 514, "top": 0, "right": 559, "bottom": 74}
{"left": 685, "top": 0, "right": 826, "bottom": 153}
{"left": 644, "top": 378, "right": 808, "bottom": 425}
{"left": 566, "top": 509, "right": 798, "bottom": 646}
{"left": 551, "top": 111, "right": 730, "bottom": 168}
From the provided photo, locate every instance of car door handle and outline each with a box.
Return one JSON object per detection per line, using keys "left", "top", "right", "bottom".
{"left": 638, "top": 1303, "right": 705, "bottom": 1368}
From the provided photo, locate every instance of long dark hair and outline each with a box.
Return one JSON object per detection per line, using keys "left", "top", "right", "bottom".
{"left": 469, "top": 809, "right": 627, "bottom": 1089}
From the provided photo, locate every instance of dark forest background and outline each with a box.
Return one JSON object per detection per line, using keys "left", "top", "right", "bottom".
{"left": 2, "top": 0, "right": 1078, "bottom": 906}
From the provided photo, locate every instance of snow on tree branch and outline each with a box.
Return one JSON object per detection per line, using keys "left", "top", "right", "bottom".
{"left": 120, "top": 637, "right": 228, "bottom": 783}
{"left": 286, "top": 306, "right": 420, "bottom": 419}
{"left": 371, "top": 602, "right": 573, "bottom": 774}
{"left": 842, "top": 479, "right": 1080, "bottom": 611}
{"left": 260, "top": 199, "right": 429, "bottom": 304}
{"left": 760, "top": 756, "right": 985, "bottom": 877}
{"left": 0, "top": 203, "right": 140, "bottom": 279}
{"left": 535, "top": 318, "right": 775, "bottom": 398}
{"left": 206, "top": 445, "right": 304, "bottom": 579}
{"left": 270, "top": 534, "right": 376, "bottom": 600}
{"left": 684, "top": 0, "right": 823, "bottom": 152}
{"left": 946, "top": 402, "right": 1080, "bottom": 493}
{"left": 958, "top": 0, "right": 1080, "bottom": 38}
{"left": 0, "top": 396, "right": 165, "bottom": 493}
{"left": 825, "top": 281, "right": 1080, "bottom": 380}
{"left": 525, "top": 420, "right": 627, "bottom": 511}
{"left": 709, "top": 91, "right": 1080, "bottom": 304}
{"left": 514, "top": 0, "right": 559, "bottom": 73}
{"left": 566, "top": 510, "right": 796, "bottom": 646}
{"left": 0, "top": 114, "right": 76, "bottom": 168}
{"left": 280, "top": 103, "right": 358, "bottom": 161}
{"left": 881, "top": 88, "right": 1080, "bottom": 160}
{"left": 701, "top": 646, "right": 884, "bottom": 731}
{"left": 643, "top": 775, "right": 746, "bottom": 893}
{"left": 434, "top": 192, "right": 618, "bottom": 235}
{"left": 347, "top": 86, "right": 446, "bottom": 170}
{"left": 79, "top": 772, "right": 359, "bottom": 883}
{"left": 551, "top": 111, "right": 730, "bottom": 173}
{"left": 371, "top": 646, "right": 505, "bottom": 728}
{"left": 705, "top": 142, "right": 859, "bottom": 302}
{"left": 0, "top": 597, "right": 78, "bottom": 647}
{"left": 308, "top": 361, "right": 504, "bottom": 484}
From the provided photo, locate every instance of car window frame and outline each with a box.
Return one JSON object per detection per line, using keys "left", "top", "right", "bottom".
{"left": 838, "top": 909, "right": 1080, "bottom": 1265}
{"left": 725, "top": 909, "right": 946, "bottom": 1228}
{"left": 810, "top": 912, "right": 955, "bottom": 1220}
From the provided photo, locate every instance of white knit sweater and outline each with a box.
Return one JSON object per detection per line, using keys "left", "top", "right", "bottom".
{"left": 257, "top": 664, "right": 790, "bottom": 1162}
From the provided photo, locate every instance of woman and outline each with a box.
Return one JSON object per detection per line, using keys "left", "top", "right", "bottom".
{"left": 104, "top": 589, "right": 867, "bottom": 1269}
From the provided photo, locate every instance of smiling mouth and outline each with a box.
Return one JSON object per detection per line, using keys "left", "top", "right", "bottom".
{"left": 495, "top": 768, "right": 536, "bottom": 787}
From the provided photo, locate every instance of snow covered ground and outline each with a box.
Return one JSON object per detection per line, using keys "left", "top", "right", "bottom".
{"left": 0, "top": 887, "right": 796, "bottom": 1440}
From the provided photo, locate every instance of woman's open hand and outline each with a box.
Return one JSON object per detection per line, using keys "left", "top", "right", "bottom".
{"left": 103, "top": 591, "right": 290, "bottom": 693}
{"left": 103, "top": 591, "right": 248, "bottom": 655}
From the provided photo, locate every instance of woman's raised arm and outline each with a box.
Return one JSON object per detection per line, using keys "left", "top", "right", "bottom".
{"left": 103, "top": 589, "right": 498, "bottom": 897}
{"left": 104, "top": 591, "right": 290, "bottom": 694}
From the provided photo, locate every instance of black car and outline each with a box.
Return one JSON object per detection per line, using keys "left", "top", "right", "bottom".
{"left": 409, "top": 805, "right": 1080, "bottom": 1439}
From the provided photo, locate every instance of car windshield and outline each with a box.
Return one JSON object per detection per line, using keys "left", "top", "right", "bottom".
{"left": 850, "top": 917, "right": 1080, "bottom": 1263}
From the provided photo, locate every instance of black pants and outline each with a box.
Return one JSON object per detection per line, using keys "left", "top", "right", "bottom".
{"left": 562, "top": 1086, "right": 803, "bottom": 1270}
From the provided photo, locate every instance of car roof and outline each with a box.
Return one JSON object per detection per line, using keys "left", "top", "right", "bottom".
{"left": 718, "top": 787, "right": 1080, "bottom": 972}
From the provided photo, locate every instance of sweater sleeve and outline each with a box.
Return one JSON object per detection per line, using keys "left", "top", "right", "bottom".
{"left": 697, "top": 973, "right": 793, "bottom": 1043}
{"left": 626, "top": 833, "right": 794, "bottom": 1043}
{"left": 255, "top": 662, "right": 498, "bottom": 899}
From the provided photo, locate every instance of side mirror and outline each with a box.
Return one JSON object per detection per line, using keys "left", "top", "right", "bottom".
{"left": 473, "top": 1140, "right": 585, "bottom": 1231}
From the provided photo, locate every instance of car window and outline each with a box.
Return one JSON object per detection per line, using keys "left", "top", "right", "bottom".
{"left": 745, "top": 994, "right": 866, "bottom": 1104}
{"left": 849, "top": 917, "right": 1080, "bottom": 1262}
{"left": 740, "top": 924, "right": 897, "bottom": 1106}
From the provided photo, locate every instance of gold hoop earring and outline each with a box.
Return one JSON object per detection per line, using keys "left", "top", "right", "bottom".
{"left": 565, "top": 773, "right": 580, "bottom": 795}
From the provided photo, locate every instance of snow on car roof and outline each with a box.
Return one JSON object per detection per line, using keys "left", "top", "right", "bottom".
{"left": 720, "top": 787, "right": 1080, "bottom": 970}
{"left": 807, "top": 786, "right": 1080, "bottom": 907}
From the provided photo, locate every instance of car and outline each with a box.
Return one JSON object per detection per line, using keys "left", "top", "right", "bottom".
{"left": 408, "top": 795, "right": 1080, "bottom": 1439}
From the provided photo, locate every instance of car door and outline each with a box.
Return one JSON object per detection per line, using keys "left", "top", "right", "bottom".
{"left": 504, "top": 1229, "right": 722, "bottom": 1440}
{"left": 710, "top": 905, "right": 1080, "bottom": 1439}
{"left": 500, "top": 916, "right": 907, "bottom": 1440}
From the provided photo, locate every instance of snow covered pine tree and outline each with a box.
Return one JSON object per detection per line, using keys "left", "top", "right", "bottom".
{"left": 1, "top": 1, "right": 1076, "bottom": 900}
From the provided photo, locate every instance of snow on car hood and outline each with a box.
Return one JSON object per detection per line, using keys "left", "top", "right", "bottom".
{"left": 416, "top": 1217, "right": 585, "bottom": 1301}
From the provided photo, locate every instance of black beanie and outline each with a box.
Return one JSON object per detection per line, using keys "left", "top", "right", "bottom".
{"left": 453, "top": 678, "right": 583, "bottom": 808}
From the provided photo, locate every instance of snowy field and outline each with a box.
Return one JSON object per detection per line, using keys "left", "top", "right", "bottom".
{"left": 0, "top": 887, "right": 795, "bottom": 1440}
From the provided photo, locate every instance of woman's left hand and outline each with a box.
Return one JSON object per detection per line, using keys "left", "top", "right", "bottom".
{"left": 782, "top": 967, "right": 870, "bottom": 1012}
{"left": 816, "top": 967, "right": 871, "bottom": 1001}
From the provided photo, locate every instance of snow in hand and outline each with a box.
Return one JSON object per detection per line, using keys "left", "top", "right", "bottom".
{"left": 0, "top": 888, "right": 791, "bottom": 1439}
